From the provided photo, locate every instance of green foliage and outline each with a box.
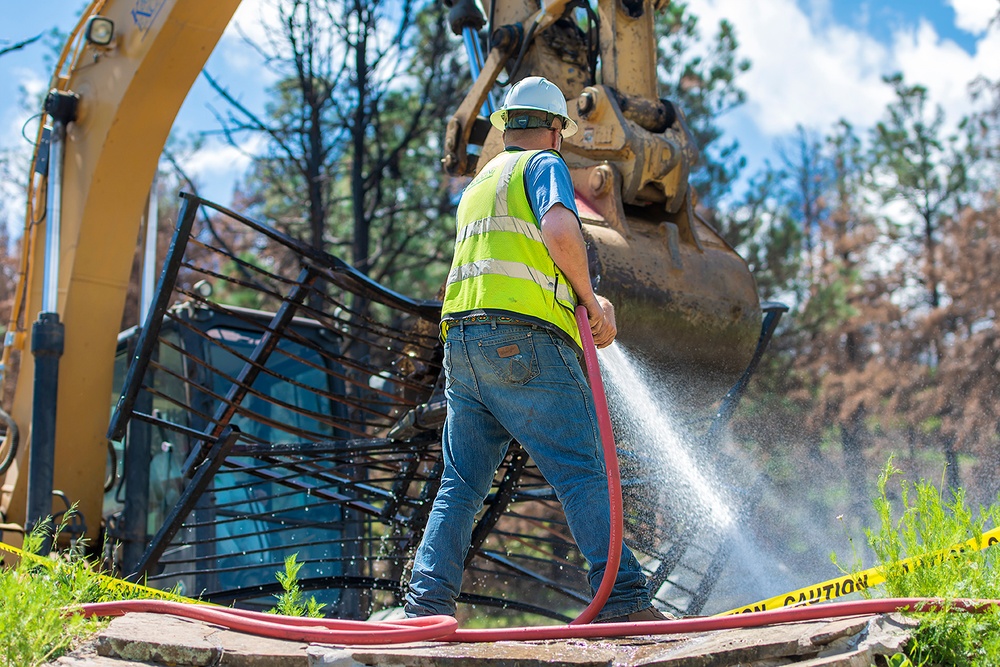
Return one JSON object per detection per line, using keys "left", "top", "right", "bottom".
{"left": 886, "top": 654, "right": 914, "bottom": 667}
{"left": 874, "top": 74, "right": 972, "bottom": 217}
{"left": 0, "top": 520, "right": 110, "bottom": 666}
{"left": 718, "top": 165, "right": 805, "bottom": 300}
{"left": 269, "top": 553, "right": 325, "bottom": 618}
{"left": 849, "top": 458, "right": 1000, "bottom": 666}
{"left": 872, "top": 73, "right": 976, "bottom": 310}
{"left": 655, "top": 0, "right": 750, "bottom": 208}
{"left": 867, "top": 459, "right": 1000, "bottom": 599}
{"left": 797, "top": 273, "right": 860, "bottom": 335}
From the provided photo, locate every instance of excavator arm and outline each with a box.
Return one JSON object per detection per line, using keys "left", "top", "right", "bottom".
{"left": 443, "top": 0, "right": 760, "bottom": 388}
{"left": 1, "top": 0, "right": 241, "bottom": 541}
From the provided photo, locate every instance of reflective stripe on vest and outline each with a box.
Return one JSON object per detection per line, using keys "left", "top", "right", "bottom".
{"left": 456, "top": 215, "right": 543, "bottom": 245}
{"left": 493, "top": 152, "right": 522, "bottom": 217}
{"left": 446, "top": 258, "right": 575, "bottom": 305}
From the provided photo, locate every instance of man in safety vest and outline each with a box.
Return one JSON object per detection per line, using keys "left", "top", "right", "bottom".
{"left": 404, "top": 76, "right": 667, "bottom": 623}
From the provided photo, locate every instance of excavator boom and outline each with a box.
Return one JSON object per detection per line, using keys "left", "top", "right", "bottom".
{"left": 2, "top": 0, "right": 241, "bottom": 540}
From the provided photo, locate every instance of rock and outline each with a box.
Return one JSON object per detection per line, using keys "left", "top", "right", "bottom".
{"left": 96, "top": 613, "right": 222, "bottom": 666}
{"left": 307, "top": 647, "right": 366, "bottom": 666}
{"left": 626, "top": 617, "right": 873, "bottom": 666}
{"left": 793, "top": 648, "right": 875, "bottom": 666}
{"left": 317, "top": 640, "right": 618, "bottom": 666}
{"left": 855, "top": 613, "right": 919, "bottom": 657}
{"left": 47, "top": 642, "right": 161, "bottom": 666}
{"left": 94, "top": 612, "right": 312, "bottom": 666}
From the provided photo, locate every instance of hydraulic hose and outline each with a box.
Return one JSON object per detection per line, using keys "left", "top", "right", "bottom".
{"left": 0, "top": 405, "right": 19, "bottom": 475}
{"left": 569, "top": 304, "right": 623, "bottom": 625}
{"left": 77, "top": 597, "right": 1000, "bottom": 644}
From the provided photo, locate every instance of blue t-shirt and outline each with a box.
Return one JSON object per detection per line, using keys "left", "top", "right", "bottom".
{"left": 516, "top": 149, "right": 580, "bottom": 223}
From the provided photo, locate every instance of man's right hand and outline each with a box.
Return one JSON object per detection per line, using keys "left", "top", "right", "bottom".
{"left": 586, "top": 295, "right": 617, "bottom": 348}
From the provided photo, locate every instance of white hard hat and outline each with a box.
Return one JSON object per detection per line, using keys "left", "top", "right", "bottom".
{"left": 489, "top": 76, "right": 579, "bottom": 137}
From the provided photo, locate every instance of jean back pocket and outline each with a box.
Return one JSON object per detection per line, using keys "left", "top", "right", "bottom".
{"left": 478, "top": 331, "right": 539, "bottom": 385}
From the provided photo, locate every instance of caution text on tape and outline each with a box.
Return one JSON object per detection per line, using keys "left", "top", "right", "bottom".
{"left": 718, "top": 526, "right": 1000, "bottom": 615}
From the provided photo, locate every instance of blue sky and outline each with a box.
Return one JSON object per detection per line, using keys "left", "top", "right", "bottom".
{"left": 1, "top": 0, "right": 997, "bottom": 228}
{"left": 689, "top": 0, "right": 997, "bottom": 190}
{"left": 831, "top": 0, "right": 979, "bottom": 52}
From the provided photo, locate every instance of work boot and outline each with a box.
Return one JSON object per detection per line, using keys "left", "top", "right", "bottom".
{"left": 597, "top": 606, "right": 675, "bottom": 624}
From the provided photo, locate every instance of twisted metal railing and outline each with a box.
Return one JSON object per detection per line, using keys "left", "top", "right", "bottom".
{"left": 106, "top": 193, "right": 774, "bottom": 620}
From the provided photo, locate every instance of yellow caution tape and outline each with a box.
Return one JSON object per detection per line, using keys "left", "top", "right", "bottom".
{"left": 718, "top": 525, "right": 1000, "bottom": 615}
{"left": 0, "top": 540, "right": 208, "bottom": 605}
{"left": 8, "top": 522, "right": 997, "bottom": 618}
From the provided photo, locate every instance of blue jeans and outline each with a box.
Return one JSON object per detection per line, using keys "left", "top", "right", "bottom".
{"left": 404, "top": 318, "right": 651, "bottom": 621}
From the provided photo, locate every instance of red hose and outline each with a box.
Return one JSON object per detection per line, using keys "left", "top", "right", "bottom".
{"left": 81, "top": 317, "right": 1000, "bottom": 644}
{"left": 78, "top": 600, "right": 457, "bottom": 644}
{"left": 568, "top": 304, "right": 623, "bottom": 625}
{"left": 74, "top": 307, "right": 627, "bottom": 641}
{"left": 449, "top": 597, "right": 1000, "bottom": 642}
{"left": 77, "top": 598, "right": 1000, "bottom": 644}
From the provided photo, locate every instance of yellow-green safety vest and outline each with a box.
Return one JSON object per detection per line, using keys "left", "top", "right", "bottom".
{"left": 441, "top": 149, "right": 581, "bottom": 348}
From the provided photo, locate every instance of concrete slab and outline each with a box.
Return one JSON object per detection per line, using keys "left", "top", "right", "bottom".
{"left": 624, "top": 617, "right": 872, "bottom": 666}
{"left": 94, "top": 612, "right": 312, "bottom": 667}
{"left": 95, "top": 613, "right": 223, "bottom": 666}
{"left": 794, "top": 648, "right": 874, "bottom": 667}
{"left": 325, "top": 640, "right": 619, "bottom": 666}
{"left": 47, "top": 642, "right": 161, "bottom": 667}
{"left": 44, "top": 610, "right": 915, "bottom": 667}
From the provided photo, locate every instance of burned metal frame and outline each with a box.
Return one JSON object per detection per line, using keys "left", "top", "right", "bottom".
{"left": 130, "top": 426, "right": 240, "bottom": 581}
{"left": 106, "top": 192, "right": 787, "bottom": 621}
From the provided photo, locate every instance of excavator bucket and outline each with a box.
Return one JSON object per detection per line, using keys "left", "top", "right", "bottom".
{"left": 572, "top": 167, "right": 762, "bottom": 400}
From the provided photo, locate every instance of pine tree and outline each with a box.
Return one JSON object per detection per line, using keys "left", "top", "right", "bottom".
{"left": 655, "top": 1, "right": 750, "bottom": 210}
{"left": 872, "top": 73, "right": 973, "bottom": 312}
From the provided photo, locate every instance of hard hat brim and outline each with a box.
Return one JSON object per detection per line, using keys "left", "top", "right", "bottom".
{"left": 490, "top": 106, "right": 579, "bottom": 138}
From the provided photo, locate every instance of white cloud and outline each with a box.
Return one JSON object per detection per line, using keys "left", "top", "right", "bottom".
{"left": 688, "top": 0, "right": 895, "bottom": 136}
{"left": 181, "top": 135, "right": 266, "bottom": 202}
{"left": 212, "top": 0, "right": 283, "bottom": 82}
{"left": 688, "top": 0, "right": 996, "bottom": 142}
{"left": 227, "top": 0, "right": 277, "bottom": 46}
{"left": 892, "top": 18, "right": 998, "bottom": 128}
{"left": 949, "top": 0, "right": 998, "bottom": 34}
{"left": 1, "top": 67, "right": 47, "bottom": 151}
{"left": 15, "top": 66, "right": 47, "bottom": 103}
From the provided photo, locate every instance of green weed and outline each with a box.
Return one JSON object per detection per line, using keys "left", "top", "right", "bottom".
{"left": 0, "top": 520, "right": 111, "bottom": 667}
{"left": 269, "top": 553, "right": 325, "bottom": 618}
{"left": 842, "top": 457, "right": 1000, "bottom": 666}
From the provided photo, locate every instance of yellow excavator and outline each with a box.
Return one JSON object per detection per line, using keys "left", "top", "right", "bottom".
{"left": 0, "top": 0, "right": 772, "bottom": 619}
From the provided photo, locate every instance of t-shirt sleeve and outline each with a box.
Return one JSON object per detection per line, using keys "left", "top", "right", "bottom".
{"left": 523, "top": 152, "right": 580, "bottom": 223}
